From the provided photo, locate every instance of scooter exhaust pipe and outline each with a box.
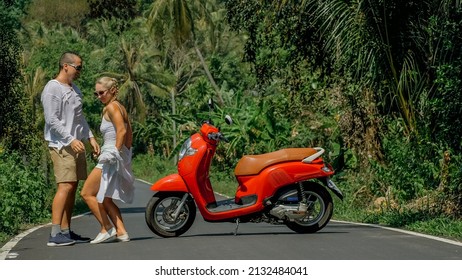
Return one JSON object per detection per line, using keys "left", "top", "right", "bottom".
{"left": 270, "top": 203, "right": 308, "bottom": 220}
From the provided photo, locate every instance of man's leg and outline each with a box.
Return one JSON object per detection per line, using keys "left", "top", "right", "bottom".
{"left": 60, "top": 181, "right": 78, "bottom": 229}
{"left": 48, "top": 182, "right": 76, "bottom": 246}
{"left": 51, "top": 182, "right": 77, "bottom": 228}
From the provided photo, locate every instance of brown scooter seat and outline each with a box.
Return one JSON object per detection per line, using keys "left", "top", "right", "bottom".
{"left": 234, "top": 148, "right": 318, "bottom": 176}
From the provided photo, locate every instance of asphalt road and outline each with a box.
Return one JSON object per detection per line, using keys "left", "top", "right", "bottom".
{"left": 1, "top": 180, "right": 461, "bottom": 260}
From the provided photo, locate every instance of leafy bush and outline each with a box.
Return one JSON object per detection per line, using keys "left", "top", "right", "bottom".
{"left": 428, "top": 63, "right": 462, "bottom": 151}
{"left": 0, "top": 151, "right": 52, "bottom": 238}
{"left": 424, "top": 8, "right": 462, "bottom": 152}
{"left": 442, "top": 152, "right": 462, "bottom": 217}
{"left": 371, "top": 129, "right": 440, "bottom": 201}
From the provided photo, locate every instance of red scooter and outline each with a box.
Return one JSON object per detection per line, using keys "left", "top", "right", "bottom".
{"left": 145, "top": 100, "right": 343, "bottom": 237}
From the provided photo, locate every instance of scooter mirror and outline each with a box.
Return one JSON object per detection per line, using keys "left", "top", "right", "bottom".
{"left": 225, "top": 115, "right": 233, "bottom": 125}
{"left": 208, "top": 98, "right": 214, "bottom": 110}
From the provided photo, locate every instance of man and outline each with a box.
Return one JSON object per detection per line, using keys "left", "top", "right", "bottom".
{"left": 41, "top": 51, "right": 100, "bottom": 246}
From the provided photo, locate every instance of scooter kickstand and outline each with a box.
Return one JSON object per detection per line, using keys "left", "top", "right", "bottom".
{"left": 234, "top": 218, "right": 240, "bottom": 236}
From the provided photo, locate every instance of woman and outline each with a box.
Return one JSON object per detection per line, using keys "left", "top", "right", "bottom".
{"left": 81, "top": 77, "right": 134, "bottom": 244}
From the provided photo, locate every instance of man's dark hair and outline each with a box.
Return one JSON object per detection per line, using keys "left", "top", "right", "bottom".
{"left": 59, "top": 51, "right": 82, "bottom": 69}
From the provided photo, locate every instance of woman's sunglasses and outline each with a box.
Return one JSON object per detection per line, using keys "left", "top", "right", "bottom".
{"left": 94, "top": 89, "right": 108, "bottom": 97}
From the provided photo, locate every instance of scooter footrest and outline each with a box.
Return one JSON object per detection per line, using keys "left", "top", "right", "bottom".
{"left": 207, "top": 198, "right": 255, "bottom": 213}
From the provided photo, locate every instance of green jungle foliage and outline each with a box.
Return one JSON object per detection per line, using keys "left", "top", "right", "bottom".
{"left": 0, "top": 151, "right": 53, "bottom": 239}
{"left": 1, "top": 0, "right": 461, "bottom": 243}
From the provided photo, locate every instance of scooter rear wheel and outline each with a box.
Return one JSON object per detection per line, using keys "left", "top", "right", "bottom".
{"left": 145, "top": 192, "right": 196, "bottom": 238}
{"left": 285, "top": 182, "right": 333, "bottom": 233}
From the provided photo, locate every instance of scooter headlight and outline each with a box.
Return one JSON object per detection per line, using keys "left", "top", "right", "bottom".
{"left": 178, "top": 137, "right": 197, "bottom": 161}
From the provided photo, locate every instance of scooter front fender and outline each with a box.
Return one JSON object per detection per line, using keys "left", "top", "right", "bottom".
{"left": 150, "top": 174, "right": 189, "bottom": 192}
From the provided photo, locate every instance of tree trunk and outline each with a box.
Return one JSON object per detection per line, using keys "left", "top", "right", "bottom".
{"left": 194, "top": 44, "right": 225, "bottom": 106}
{"left": 171, "top": 88, "right": 178, "bottom": 163}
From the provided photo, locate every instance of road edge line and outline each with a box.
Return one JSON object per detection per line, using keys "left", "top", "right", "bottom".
{"left": 0, "top": 178, "right": 151, "bottom": 260}
{"left": 0, "top": 223, "right": 48, "bottom": 260}
{"left": 332, "top": 219, "right": 462, "bottom": 247}
{"left": 0, "top": 214, "right": 89, "bottom": 260}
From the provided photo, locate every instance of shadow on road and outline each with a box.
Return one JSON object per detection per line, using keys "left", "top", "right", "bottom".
{"left": 120, "top": 207, "right": 146, "bottom": 214}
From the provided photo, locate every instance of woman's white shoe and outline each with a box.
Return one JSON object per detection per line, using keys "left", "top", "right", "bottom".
{"left": 90, "top": 228, "right": 116, "bottom": 244}
{"left": 116, "top": 233, "right": 130, "bottom": 242}
{"left": 107, "top": 227, "right": 116, "bottom": 238}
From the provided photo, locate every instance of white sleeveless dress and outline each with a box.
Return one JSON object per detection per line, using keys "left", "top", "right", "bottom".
{"left": 96, "top": 116, "right": 134, "bottom": 204}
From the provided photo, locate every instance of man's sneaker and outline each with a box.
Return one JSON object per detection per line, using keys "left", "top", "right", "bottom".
{"left": 67, "top": 231, "right": 91, "bottom": 243}
{"left": 47, "top": 233, "right": 76, "bottom": 247}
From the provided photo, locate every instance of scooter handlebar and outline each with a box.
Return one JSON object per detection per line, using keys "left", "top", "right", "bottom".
{"left": 221, "top": 135, "right": 230, "bottom": 143}
{"left": 208, "top": 132, "right": 229, "bottom": 143}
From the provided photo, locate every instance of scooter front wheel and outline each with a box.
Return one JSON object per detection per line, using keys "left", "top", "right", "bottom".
{"left": 145, "top": 192, "right": 196, "bottom": 238}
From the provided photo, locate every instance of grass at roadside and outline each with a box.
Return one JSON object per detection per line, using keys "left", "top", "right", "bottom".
{"left": 334, "top": 197, "right": 462, "bottom": 242}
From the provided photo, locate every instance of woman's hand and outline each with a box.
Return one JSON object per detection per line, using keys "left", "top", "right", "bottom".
{"left": 89, "top": 137, "right": 100, "bottom": 157}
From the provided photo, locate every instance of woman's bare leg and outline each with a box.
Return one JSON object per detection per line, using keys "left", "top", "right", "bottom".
{"left": 103, "top": 198, "right": 127, "bottom": 236}
{"left": 80, "top": 168, "right": 113, "bottom": 232}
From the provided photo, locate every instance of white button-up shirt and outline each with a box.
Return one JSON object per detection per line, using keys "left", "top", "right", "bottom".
{"left": 41, "top": 79, "right": 94, "bottom": 150}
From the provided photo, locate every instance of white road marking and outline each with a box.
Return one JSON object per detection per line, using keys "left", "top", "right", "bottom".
{"left": 1, "top": 223, "right": 49, "bottom": 260}
{"left": 0, "top": 178, "right": 152, "bottom": 260}
{"left": 332, "top": 220, "right": 462, "bottom": 247}
{"left": 0, "top": 213, "right": 88, "bottom": 260}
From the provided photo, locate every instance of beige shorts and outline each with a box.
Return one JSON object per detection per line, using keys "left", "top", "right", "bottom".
{"left": 49, "top": 146, "right": 87, "bottom": 183}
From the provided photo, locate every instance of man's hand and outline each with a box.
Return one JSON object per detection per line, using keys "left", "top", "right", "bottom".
{"left": 70, "top": 139, "right": 85, "bottom": 154}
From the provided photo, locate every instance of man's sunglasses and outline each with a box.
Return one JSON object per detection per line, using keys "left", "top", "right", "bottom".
{"left": 67, "top": 63, "right": 83, "bottom": 71}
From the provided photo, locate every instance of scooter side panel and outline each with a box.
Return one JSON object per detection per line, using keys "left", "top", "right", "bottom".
{"left": 235, "top": 161, "right": 331, "bottom": 200}
{"left": 197, "top": 161, "right": 334, "bottom": 221}
{"left": 178, "top": 135, "right": 217, "bottom": 206}
{"left": 150, "top": 174, "right": 189, "bottom": 192}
